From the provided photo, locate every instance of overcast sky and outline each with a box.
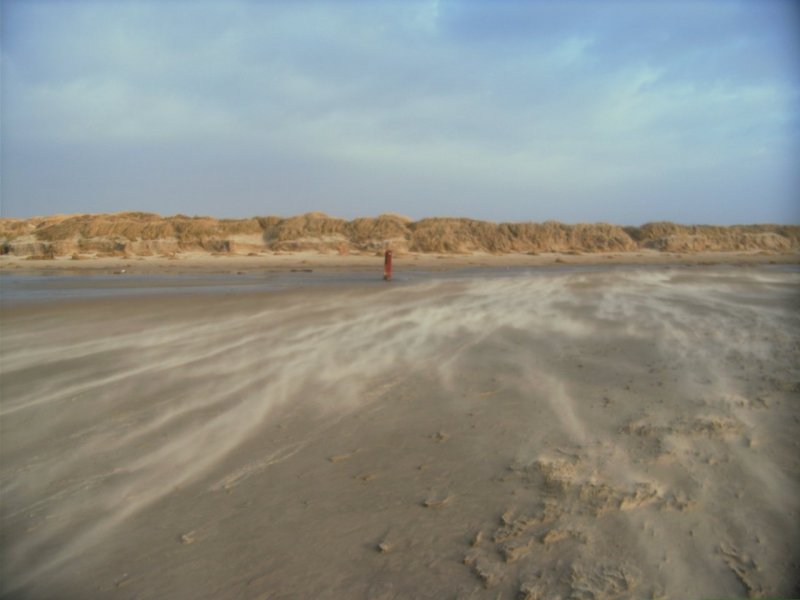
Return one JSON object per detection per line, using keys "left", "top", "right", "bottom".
{"left": 2, "top": 0, "right": 798, "bottom": 224}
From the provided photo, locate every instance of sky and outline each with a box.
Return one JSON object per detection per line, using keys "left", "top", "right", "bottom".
{"left": 1, "top": 0, "right": 798, "bottom": 224}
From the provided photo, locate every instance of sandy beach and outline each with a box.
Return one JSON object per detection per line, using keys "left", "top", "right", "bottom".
{"left": 1, "top": 264, "right": 799, "bottom": 599}
{"left": 4, "top": 0, "right": 799, "bottom": 595}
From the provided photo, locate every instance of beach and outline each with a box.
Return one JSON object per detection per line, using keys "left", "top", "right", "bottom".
{"left": 1, "top": 263, "right": 799, "bottom": 599}
{"left": 4, "top": 0, "right": 799, "bottom": 594}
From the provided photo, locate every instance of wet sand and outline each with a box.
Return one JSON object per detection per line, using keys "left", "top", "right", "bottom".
{"left": 2, "top": 248, "right": 799, "bottom": 277}
{"left": 1, "top": 266, "right": 799, "bottom": 599}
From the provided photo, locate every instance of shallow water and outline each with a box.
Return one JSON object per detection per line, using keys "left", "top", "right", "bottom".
{"left": 2, "top": 263, "right": 796, "bottom": 303}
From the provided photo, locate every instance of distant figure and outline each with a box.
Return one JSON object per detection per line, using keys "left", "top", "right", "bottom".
{"left": 384, "top": 250, "right": 393, "bottom": 281}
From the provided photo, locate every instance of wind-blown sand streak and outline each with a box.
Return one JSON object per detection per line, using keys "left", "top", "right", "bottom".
{"left": 1, "top": 267, "right": 799, "bottom": 599}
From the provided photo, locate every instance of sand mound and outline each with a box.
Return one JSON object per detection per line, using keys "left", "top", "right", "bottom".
{"left": 2, "top": 212, "right": 797, "bottom": 258}
{"left": 626, "top": 222, "right": 800, "bottom": 252}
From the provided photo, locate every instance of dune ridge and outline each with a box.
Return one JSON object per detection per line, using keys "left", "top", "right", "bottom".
{"left": 1, "top": 212, "right": 797, "bottom": 258}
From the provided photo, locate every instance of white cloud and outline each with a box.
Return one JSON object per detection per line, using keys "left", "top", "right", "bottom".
{"left": 550, "top": 35, "right": 596, "bottom": 67}
{"left": 6, "top": 75, "right": 243, "bottom": 144}
{"left": 2, "top": 0, "right": 798, "bottom": 221}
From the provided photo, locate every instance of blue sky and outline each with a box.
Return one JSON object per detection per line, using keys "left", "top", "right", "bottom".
{"left": 2, "top": 0, "right": 798, "bottom": 224}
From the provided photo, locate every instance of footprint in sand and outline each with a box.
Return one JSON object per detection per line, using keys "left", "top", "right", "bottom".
{"left": 329, "top": 449, "right": 361, "bottom": 463}
{"left": 431, "top": 430, "right": 449, "bottom": 443}
{"left": 422, "top": 493, "right": 454, "bottom": 509}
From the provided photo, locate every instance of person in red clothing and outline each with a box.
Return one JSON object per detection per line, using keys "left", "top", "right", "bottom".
{"left": 384, "top": 249, "right": 393, "bottom": 281}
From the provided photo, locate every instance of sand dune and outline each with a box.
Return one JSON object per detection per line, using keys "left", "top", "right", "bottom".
{"left": 1, "top": 211, "right": 798, "bottom": 258}
{"left": 1, "top": 267, "right": 799, "bottom": 598}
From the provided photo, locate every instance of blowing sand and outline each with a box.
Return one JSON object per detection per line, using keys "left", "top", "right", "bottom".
{"left": 1, "top": 266, "right": 799, "bottom": 599}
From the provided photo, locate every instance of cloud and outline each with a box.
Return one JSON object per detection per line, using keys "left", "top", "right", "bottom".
{"left": 1, "top": 0, "right": 798, "bottom": 222}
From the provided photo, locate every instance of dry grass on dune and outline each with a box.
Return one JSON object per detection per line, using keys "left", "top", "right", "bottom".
{"left": 0, "top": 212, "right": 798, "bottom": 258}
{"left": 496, "top": 221, "right": 637, "bottom": 254}
{"left": 626, "top": 222, "right": 800, "bottom": 252}
{"left": 262, "top": 212, "right": 349, "bottom": 252}
{"left": 347, "top": 214, "right": 411, "bottom": 252}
